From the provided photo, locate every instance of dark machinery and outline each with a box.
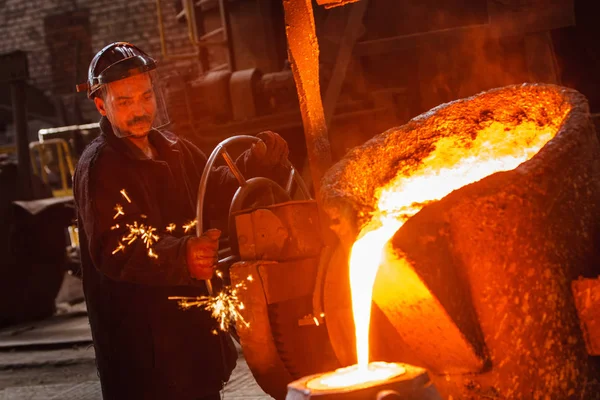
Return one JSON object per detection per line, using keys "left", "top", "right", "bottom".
{"left": 156, "top": 0, "right": 575, "bottom": 171}
{"left": 0, "top": 51, "right": 80, "bottom": 326}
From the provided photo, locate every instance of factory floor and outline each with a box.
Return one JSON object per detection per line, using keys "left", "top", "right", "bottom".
{"left": 0, "top": 274, "right": 271, "bottom": 400}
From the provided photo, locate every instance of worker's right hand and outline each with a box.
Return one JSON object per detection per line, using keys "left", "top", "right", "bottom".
{"left": 250, "top": 131, "right": 289, "bottom": 167}
{"left": 186, "top": 229, "right": 221, "bottom": 280}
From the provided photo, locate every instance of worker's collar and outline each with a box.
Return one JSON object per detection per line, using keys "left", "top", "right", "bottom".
{"left": 100, "top": 116, "right": 179, "bottom": 161}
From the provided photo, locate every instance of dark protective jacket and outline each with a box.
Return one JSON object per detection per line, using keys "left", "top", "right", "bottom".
{"left": 73, "top": 117, "right": 282, "bottom": 400}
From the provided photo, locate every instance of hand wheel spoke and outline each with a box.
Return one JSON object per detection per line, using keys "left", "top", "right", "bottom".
{"left": 286, "top": 168, "right": 296, "bottom": 195}
{"left": 218, "top": 253, "right": 238, "bottom": 265}
{"left": 222, "top": 149, "right": 247, "bottom": 186}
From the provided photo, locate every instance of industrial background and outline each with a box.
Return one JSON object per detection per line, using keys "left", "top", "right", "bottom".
{"left": 1, "top": 1, "right": 600, "bottom": 399}
{"left": 1, "top": 0, "right": 598, "bottom": 161}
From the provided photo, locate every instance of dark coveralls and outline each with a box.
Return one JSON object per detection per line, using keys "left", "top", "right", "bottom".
{"left": 74, "top": 117, "right": 281, "bottom": 399}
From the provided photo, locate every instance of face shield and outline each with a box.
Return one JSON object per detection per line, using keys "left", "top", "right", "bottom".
{"left": 97, "top": 56, "right": 169, "bottom": 138}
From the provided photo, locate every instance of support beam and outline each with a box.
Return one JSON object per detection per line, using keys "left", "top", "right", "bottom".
{"left": 282, "top": 0, "right": 333, "bottom": 200}
{"left": 316, "top": 0, "right": 360, "bottom": 9}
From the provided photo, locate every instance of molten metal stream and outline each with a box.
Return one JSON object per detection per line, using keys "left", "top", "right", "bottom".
{"left": 311, "top": 116, "right": 567, "bottom": 390}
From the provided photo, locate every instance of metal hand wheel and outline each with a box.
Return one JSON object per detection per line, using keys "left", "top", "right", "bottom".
{"left": 195, "top": 135, "right": 311, "bottom": 294}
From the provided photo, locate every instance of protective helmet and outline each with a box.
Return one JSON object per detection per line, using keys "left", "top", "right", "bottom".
{"left": 76, "top": 42, "right": 169, "bottom": 138}
{"left": 76, "top": 42, "right": 155, "bottom": 98}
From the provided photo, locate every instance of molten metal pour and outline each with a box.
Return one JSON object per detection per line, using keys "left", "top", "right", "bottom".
{"left": 287, "top": 99, "right": 567, "bottom": 399}
{"left": 347, "top": 115, "right": 563, "bottom": 375}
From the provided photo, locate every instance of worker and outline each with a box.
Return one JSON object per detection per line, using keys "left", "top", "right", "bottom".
{"left": 73, "top": 42, "right": 290, "bottom": 400}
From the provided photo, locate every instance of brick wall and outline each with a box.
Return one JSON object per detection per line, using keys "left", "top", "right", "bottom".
{"left": 0, "top": 0, "right": 199, "bottom": 121}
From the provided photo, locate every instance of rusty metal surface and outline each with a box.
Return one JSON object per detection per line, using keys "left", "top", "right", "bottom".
{"left": 572, "top": 277, "right": 600, "bottom": 356}
{"left": 232, "top": 199, "right": 337, "bottom": 388}
{"left": 258, "top": 258, "right": 319, "bottom": 305}
{"left": 235, "top": 200, "right": 323, "bottom": 261}
{"left": 254, "top": 257, "right": 340, "bottom": 379}
{"left": 282, "top": 0, "right": 333, "bottom": 199}
{"left": 232, "top": 258, "right": 339, "bottom": 399}
{"left": 316, "top": 0, "right": 361, "bottom": 9}
{"left": 232, "top": 261, "right": 294, "bottom": 400}
{"left": 236, "top": 209, "right": 287, "bottom": 260}
{"left": 320, "top": 84, "right": 600, "bottom": 398}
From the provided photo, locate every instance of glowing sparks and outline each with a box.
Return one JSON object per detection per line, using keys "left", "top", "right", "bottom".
{"left": 110, "top": 192, "right": 161, "bottom": 260}
{"left": 169, "top": 276, "right": 252, "bottom": 333}
{"left": 120, "top": 189, "right": 132, "bottom": 203}
{"left": 111, "top": 193, "right": 211, "bottom": 263}
{"left": 148, "top": 248, "right": 158, "bottom": 259}
{"left": 166, "top": 223, "right": 176, "bottom": 233}
{"left": 113, "top": 204, "right": 124, "bottom": 219}
{"left": 182, "top": 220, "right": 197, "bottom": 233}
{"left": 140, "top": 226, "right": 159, "bottom": 248}
{"left": 119, "top": 221, "right": 161, "bottom": 258}
{"left": 121, "top": 223, "right": 139, "bottom": 245}
{"left": 112, "top": 242, "right": 125, "bottom": 254}
{"left": 347, "top": 112, "right": 567, "bottom": 380}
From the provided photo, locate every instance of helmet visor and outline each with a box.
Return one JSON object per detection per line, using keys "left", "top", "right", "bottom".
{"left": 100, "top": 69, "right": 169, "bottom": 138}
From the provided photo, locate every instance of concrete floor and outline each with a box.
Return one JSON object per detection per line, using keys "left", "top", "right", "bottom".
{"left": 0, "top": 273, "right": 272, "bottom": 400}
{"left": 0, "top": 350, "right": 271, "bottom": 399}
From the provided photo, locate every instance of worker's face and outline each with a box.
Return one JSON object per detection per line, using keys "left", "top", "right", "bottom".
{"left": 94, "top": 73, "right": 157, "bottom": 138}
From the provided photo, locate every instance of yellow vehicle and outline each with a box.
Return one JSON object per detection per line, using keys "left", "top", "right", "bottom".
{"left": 29, "top": 138, "right": 74, "bottom": 197}
{"left": 29, "top": 123, "right": 100, "bottom": 198}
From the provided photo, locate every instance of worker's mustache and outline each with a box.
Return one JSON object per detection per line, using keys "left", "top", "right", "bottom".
{"left": 127, "top": 115, "right": 152, "bottom": 126}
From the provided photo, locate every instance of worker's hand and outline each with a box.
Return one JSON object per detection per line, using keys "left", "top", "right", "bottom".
{"left": 250, "top": 131, "right": 289, "bottom": 167}
{"left": 186, "top": 229, "right": 221, "bottom": 280}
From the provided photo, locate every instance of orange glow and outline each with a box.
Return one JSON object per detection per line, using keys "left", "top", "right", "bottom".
{"left": 306, "top": 362, "right": 405, "bottom": 390}
{"left": 341, "top": 113, "right": 569, "bottom": 384}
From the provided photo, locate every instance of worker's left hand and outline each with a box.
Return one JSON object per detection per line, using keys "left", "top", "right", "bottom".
{"left": 250, "top": 131, "right": 289, "bottom": 167}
